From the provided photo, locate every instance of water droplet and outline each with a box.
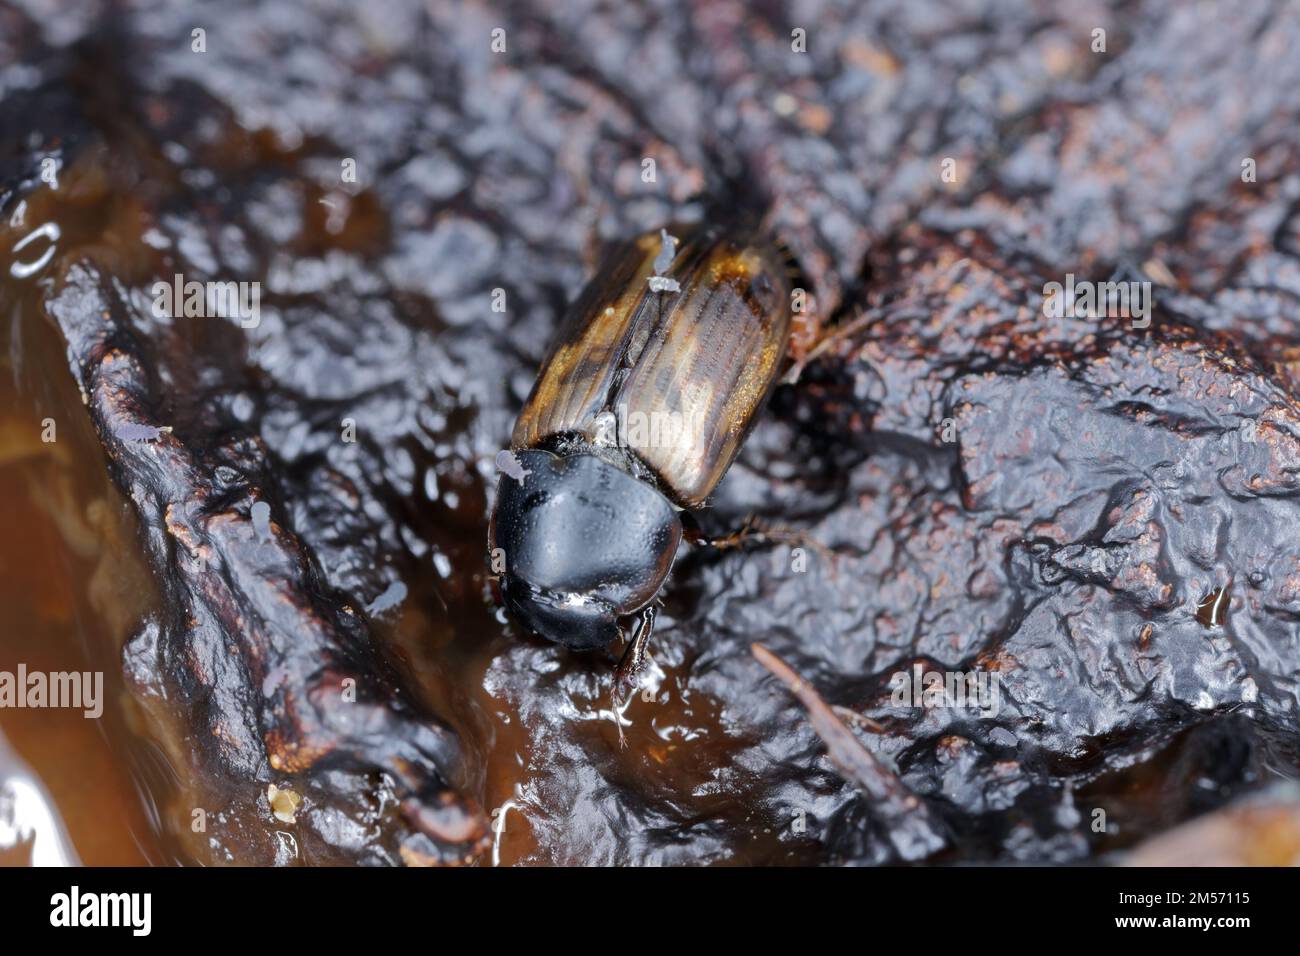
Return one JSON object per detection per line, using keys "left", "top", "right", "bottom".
{"left": 10, "top": 222, "right": 60, "bottom": 279}
{"left": 1195, "top": 585, "right": 1231, "bottom": 627}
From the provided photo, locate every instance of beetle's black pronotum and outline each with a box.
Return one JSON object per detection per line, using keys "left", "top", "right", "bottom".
{"left": 489, "top": 223, "right": 793, "bottom": 713}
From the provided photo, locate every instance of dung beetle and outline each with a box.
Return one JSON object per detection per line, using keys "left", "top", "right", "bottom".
{"left": 490, "top": 223, "right": 795, "bottom": 713}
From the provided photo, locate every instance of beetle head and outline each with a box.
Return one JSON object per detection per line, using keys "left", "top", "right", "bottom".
{"left": 490, "top": 448, "right": 681, "bottom": 651}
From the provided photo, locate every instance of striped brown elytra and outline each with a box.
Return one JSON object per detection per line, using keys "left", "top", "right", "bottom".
{"left": 489, "top": 223, "right": 797, "bottom": 721}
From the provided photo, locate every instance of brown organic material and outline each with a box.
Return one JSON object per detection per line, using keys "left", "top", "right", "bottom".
{"left": 3, "top": 0, "right": 1300, "bottom": 865}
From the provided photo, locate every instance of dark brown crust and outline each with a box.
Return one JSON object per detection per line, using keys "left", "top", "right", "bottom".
{"left": 45, "top": 253, "right": 491, "bottom": 864}
{"left": 513, "top": 226, "right": 792, "bottom": 507}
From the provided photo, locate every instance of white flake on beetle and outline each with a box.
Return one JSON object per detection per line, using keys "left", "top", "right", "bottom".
{"left": 648, "top": 228, "right": 680, "bottom": 293}
{"left": 648, "top": 275, "right": 681, "bottom": 293}
{"left": 495, "top": 449, "right": 531, "bottom": 481}
{"left": 591, "top": 410, "right": 618, "bottom": 446}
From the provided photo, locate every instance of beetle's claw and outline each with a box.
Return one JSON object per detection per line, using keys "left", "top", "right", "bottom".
{"left": 610, "top": 606, "right": 656, "bottom": 747}
{"left": 610, "top": 680, "right": 634, "bottom": 750}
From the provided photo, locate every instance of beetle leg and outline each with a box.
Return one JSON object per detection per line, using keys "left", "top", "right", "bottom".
{"left": 681, "top": 512, "right": 712, "bottom": 541}
{"left": 682, "top": 511, "right": 834, "bottom": 570}
{"left": 682, "top": 510, "right": 766, "bottom": 549}
{"left": 779, "top": 304, "right": 827, "bottom": 385}
{"left": 704, "top": 518, "right": 773, "bottom": 552}
{"left": 788, "top": 307, "right": 822, "bottom": 368}
{"left": 612, "top": 605, "right": 657, "bottom": 748}
{"left": 679, "top": 510, "right": 713, "bottom": 546}
{"left": 682, "top": 511, "right": 793, "bottom": 550}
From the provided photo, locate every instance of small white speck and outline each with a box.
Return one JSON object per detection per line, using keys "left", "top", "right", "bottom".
{"left": 1241, "top": 677, "right": 1259, "bottom": 703}
{"left": 648, "top": 275, "right": 680, "bottom": 293}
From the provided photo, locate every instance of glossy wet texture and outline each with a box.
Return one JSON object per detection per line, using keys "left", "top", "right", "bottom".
{"left": 3, "top": 0, "right": 1300, "bottom": 865}
{"left": 492, "top": 449, "right": 681, "bottom": 652}
{"left": 512, "top": 225, "right": 793, "bottom": 507}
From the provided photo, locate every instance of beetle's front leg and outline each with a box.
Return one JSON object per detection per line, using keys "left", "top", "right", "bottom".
{"left": 612, "top": 605, "right": 657, "bottom": 747}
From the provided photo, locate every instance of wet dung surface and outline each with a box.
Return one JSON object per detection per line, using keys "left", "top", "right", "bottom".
{"left": 2, "top": 0, "right": 1300, "bottom": 865}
